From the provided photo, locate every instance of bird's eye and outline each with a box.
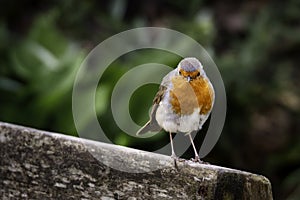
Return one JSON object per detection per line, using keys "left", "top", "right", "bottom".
{"left": 197, "top": 72, "right": 200, "bottom": 76}
{"left": 179, "top": 71, "right": 182, "bottom": 75}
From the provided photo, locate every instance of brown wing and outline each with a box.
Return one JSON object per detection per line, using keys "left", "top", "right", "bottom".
{"left": 153, "top": 85, "right": 167, "bottom": 104}
{"left": 136, "top": 85, "right": 167, "bottom": 135}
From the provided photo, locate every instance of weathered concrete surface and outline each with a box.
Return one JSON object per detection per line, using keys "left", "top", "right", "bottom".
{"left": 0, "top": 122, "right": 273, "bottom": 199}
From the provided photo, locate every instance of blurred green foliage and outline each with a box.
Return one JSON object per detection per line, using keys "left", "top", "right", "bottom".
{"left": 0, "top": 0, "right": 300, "bottom": 199}
{"left": 0, "top": 11, "right": 85, "bottom": 134}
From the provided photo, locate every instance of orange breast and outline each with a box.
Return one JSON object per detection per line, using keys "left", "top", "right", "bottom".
{"left": 169, "top": 76, "right": 214, "bottom": 115}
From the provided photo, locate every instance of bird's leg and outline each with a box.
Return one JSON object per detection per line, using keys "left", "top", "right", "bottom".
{"left": 169, "top": 132, "right": 177, "bottom": 159}
{"left": 188, "top": 133, "right": 200, "bottom": 162}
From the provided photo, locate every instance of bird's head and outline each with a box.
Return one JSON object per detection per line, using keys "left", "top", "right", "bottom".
{"left": 177, "top": 57, "right": 204, "bottom": 82}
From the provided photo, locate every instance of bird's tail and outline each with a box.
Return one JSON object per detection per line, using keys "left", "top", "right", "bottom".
{"left": 136, "top": 121, "right": 161, "bottom": 135}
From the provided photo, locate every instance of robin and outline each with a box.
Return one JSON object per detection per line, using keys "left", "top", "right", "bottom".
{"left": 136, "top": 57, "right": 215, "bottom": 162}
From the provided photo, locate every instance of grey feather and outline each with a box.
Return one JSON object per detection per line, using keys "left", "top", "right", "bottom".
{"left": 136, "top": 104, "right": 161, "bottom": 135}
{"left": 136, "top": 69, "right": 175, "bottom": 135}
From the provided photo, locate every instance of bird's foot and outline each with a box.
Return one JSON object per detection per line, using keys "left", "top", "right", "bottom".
{"left": 190, "top": 157, "right": 210, "bottom": 164}
{"left": 171, "top": 154, "right": 186, "bottom": 162}
{"left": 191, "top": 156, "right": 203, "bottom": 163}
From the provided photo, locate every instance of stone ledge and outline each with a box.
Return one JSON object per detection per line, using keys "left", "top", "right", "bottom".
{"left": 0, "top": 122, "right": 273, "bottom": 199}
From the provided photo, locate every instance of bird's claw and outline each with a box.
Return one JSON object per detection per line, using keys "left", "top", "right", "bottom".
{"left": 191, "top": 156, "right": 202, "bottom": 163}
{"left": 171, "top": 154, "right": 186, "bottom": 162}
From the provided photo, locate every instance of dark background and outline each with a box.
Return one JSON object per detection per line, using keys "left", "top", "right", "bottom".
{"left": 1, "top": 0, "right": 299, "bottom": 199}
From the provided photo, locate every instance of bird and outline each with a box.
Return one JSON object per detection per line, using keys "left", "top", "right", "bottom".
{"left": 136, "top": 57, "right": 215, "bottom": 162}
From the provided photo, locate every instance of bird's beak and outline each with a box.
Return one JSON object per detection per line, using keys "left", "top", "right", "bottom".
{"left": 187, "top": 76, "right": 192, "bottom": 82}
